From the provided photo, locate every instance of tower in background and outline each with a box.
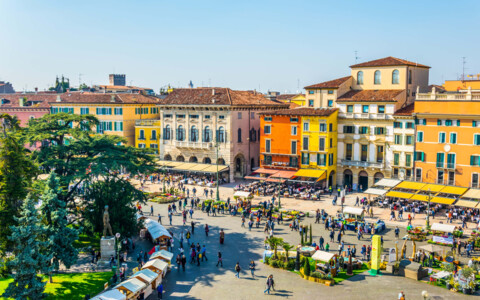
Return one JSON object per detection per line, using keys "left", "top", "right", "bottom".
{"left": 109, "top": 74, "right": 126, "bottom": 86}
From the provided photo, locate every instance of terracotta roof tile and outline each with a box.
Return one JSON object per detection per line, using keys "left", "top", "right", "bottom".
{"left": 304, "top": 76, "right": 351, "bottom": 89}
{"left": 428, "top": 85, "right": 446, "bottom": 93}
{"left": 45, "top": 93, "right": 161, "bottom": 104}
{"left": 259, "top": 107, "right": 338, "bottom": 117}
{"left": 161, "top": 88, "right": 287, "bottom": 107}
{"left": 394, "top": 103, "right": 415, "bottom": 116}
{"left": 337, "top": 89, "right": 404, "bottom": 102}
{"left": 275, "top": 93, "right": 303, "bottom": 100}
{"left": 0, "top": 94, "right": 54, "bottom": 108}
{"left": 350, "top": 56, "right": 430, "bottom": 68}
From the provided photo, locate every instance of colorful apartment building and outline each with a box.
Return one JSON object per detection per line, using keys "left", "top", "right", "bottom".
{"left": 258, "top": 107, "right": 338, "bottom": 188}
{"left": 0, "top": 93, "right": 54, "bottom": 126}
{"left": 275, "top": 94, "right": 306, "bottom": 107}
{"left": 135, "top": 119, "right": 161, "bottom": 153}
{"left": 48, "top": 93, "right": 161, "bottom": 145}
{"left": 414, "top": 87, "right": 480, "bottom": 188}
{"left": 391, "top": 103, "right": 415, "bottom": 181}
{"left": 443, "top": 79, "right": 480, "bottom": 92}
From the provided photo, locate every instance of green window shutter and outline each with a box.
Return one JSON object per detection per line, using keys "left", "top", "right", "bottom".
{"left": 437, "top": 119, "right": 442, "bottom": 126}
{"left": 473, "top": 120, "right": 477, "bottom": 127}
{"left": 421, "top": 152, "right": 425, "bottom": 162}
{"left": 471, "top": 155, "right": 475, "bottom": 166}
{"left": 120, "top": 122, "right": 123, "bottom": 131}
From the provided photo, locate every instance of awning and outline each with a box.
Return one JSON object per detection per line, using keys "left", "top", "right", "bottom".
{"left": 461, "top": 189, "right": 480, "bottom": 200}
{"left": 293, "top": 169, "right": 326, "bottom": 181}
{"left": 364, "top": 188, "right": 388, "bottom": 196}
{"left": 91, "top": 289, "right": 127, "bottom": 300}
{"left": 342, "top": 207, "right": 364, "bottom": 216}
{"left": 420, "top": 184, "right": 445, "bottom": 193}
{"left": 410, "top": 194, "right": 431, "bottom": 202}
{"left": 115, "top": 278, "right": 146, "bottom": 294}
{"left": 156, "top": 161, "right": 183, "bottom": 167}
{"left": 151, "top": 250, "right": 174, "bottom": 262}
{"left": 172, "top": 163, "right": 198, "bottom": 171}
{"left": 430, "top": 197, "right": 456, "bottom": 205}
{"left": 270, "top": 170, "right": 296, "bottom": 179}
{"left": 312, "top": 250, "right": 335, "bottom": 263}
{"left": 142, "top": 259, "right": 168, "bottom": 274}
{"left": 386, "top": 191, "right": 414, "bottom": 199}
{"left": 130, "top": 269, "right": 158, "bottom": 284}
{"left": 201, "top": 165, "right": 229, "bottom": 173}
{"left": 189, "top": 164, "right": 211, "bottom": 171}
{"left": 454, "top": 200, "right": 479, "bottom": 208}
{"left": 431, "top": 223, "right": 456, "bottom": 233}
{"left": 144, "top": 218, "right": 172, "bottom": 240}
{"left": 439, "top": 186, "right": 468, "bottom": 195}
{"left": 395, "top": 181, "right": 426, "bottom": 190}
{"left": 252, "top": 168, "right": 279, "bottom": 175}
{"left": 419, "top": 244, "right": 448, "bottom": 253}
{"left": 374, "top": 178, "right": 401, "bottom": 188}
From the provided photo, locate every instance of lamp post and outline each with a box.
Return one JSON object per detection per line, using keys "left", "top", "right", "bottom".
{"left": 160, "top": 166, "right": 166, "bottom": 193}
{"left": 215, "top": 142, "right": 220, "bottom": 202}
{"left": 115, "top": 232, "right": 121, "bottom": 283}
{"left": 426, "top": 189, "right": 431, "bottom": 230}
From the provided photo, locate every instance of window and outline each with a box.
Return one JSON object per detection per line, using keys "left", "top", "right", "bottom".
{"left": 362, "top": 105, "right": 369, "bottom": 113}
{"left": 303, "top": 123, "right": 309, "bottom": 131}
{"left": 289, "top": 156, "right": 298, "bottom": 167}
{"left": 359, "top": 126, "right": 368, "bottom": 134}
{"left": 450, "top": 133, "right": 457, "bottom": 144}
{"left": 80, "top": 107, "right": 89, "bottom": 115}
{"left": 291, "top": 126, "right": 297, "bottom": 136}
{"left": 347, "top": 105, "right": 353, "bottom": 113}
{"left": 329, "top": 138, "right": 332, "bottom": 148}
{"left": 439, "top": 132, "right": 446, "bottom": 143}
{"left": 301, "top": 153, "right": 309, "bottom": 165}
{"left": 328, "top": 90, "right": 334, "bottom": 94}
{"left": 448, "top": 171, "right": 455, "bottom": 185}
{"left": 408, "top": 70, "right": 412, "bottom": 84}
{"left": 265, "top": 140, "right": 271, "bottom": 153}
{"left": 114, "top": 121, "right": 123, "bottom": 132}
{"left": 139, "top": 129, "right": 145, "bottom": 140}
{"left": 264, "top": 155, "right": 272, "bottom": 165}
{"left": 437, "top": 170, "right": 444, "bottom": 184}
{"left": 470, "top": 155, "right": 480, "bottom": 166}
{"left": 357, "top": 71, "right": 364, "bottom": 85}
{"left": 473, "top": 121, "right": 477, "bottom": 127}
{"left": 473, "top": 173, "right": 479, "bottom": 188}
{"left": 290, "top": 117, "right": 298, "bottom": 122}
{"left": 216, "top": 126, "right": 226, "bottom": 142}
{"left": 329, "top": 123, "right": 333, "bottom": 132}
{"left": 218, "top": 115, "right": 225, "bottom": 120}
{"left": 406, "top": 122, "right": 414, "bottom": 129}
{"left": 447, "top": 153, "right": 456, "bottom": 169}
{"left": 345, "top": 144, "right": 353, "bottom": 160}
{"left": 377, "top": 145, "right": 384, "bottom": 163}
{"left": 437, "top": 119, "right": 442, "bottom": 126}
{"left": 361, "top": 145, "right": 368, "bottom": 162}
{"left": 164, "top": 114, "right": 173, "bottom": 118}
{"left": 204, "top": 115, "right": 211, "bottom": 119}
{"left": 190, "top": 126, "right": 198, "bottom": 142}
{"left": 445, "top": 119, "right": 452, "bottom": 126}
{"left": 308, "top": 100, "right": 314, "bottom": 107}
{"left": 291, "top": 141, "right": 297, "bottom": 154}
{"left": 394, "top": 153, "right": 400, "bottom": 166}
{"left": 328, "top": 153, "right": 334, "bottom": 166}
{"left": 163, "top": 125, "right": 171, "bottom": 140}
{"left": 406, "top": 135, "right": 413, "bottom": 145}
{"left": 343, "top": 125, "right": 355, "bottom": 134}
{"left": 251, "top": 112, "right": 255, "bottom": 119}
{"left": 415, "top": 168, "right": 422, "bottom": 181}
{"left": 378, "top": 105, "right": 385, "bottom": 114}
{"left": 415, "top": 151, "right": 425, "bottom": 162}
{"left": 203, "top": 126, "right": 212, "bottom": 142}
{"left": 176, "top": 125, "right": 185, "bottom": 141}
{"left": 264, "top": 125, "right": 271, "bottom": 134}
{"left": 264, "top": 116, "right": 272, "bottom": 122}
{"left": 393, "top": 122, "right": 403, "bottom": 129}
{"left": 474, "top": 134, "right": 480, "bottom": 145}
{"left": 375, "top": 127, "right": 385, "bottom": 135}
{"left": 319, "top": 137, "right": 325, "bottom": 151}
{"left": 394, "top": 135, "right": 403, "bottom": 145}
{"left": 317, "top": 153, "right": 326, "bottom": 166}
{"left": 151, "top": 130, "right": 157, "bottom": 140}
{"left": 328, "top": 100, "right": 333, "bottom": 107}
{"left": 150, "top": 107, "right": 159, "bottom": 114}
{"left": 237, "top": 128, "right": 242, "bottom": 143}
{"left": 303, "top": 136, "right": 309, "bottom": 151}
{"left": 406, "top": 154, "right": 412, "bottom": 167}
{"left": 308, "top": 90, "right": 314, "bottom": 94}
{"left": 237, "top": 112, "right": 242, "bottom": 119}
{"left": 138, "top": 143, "right": 146, "bottom": 149}
{"left": 114, "top": 107, "right": 123, "bottom": 115}
{"left": 417, "top": 131, "right": 424, "bottom": 142}
{"left": 319, "top": 123, "right": 327, "bottom": 132}
{"left": 189, "top": 114, "right": 199, "bottom": 119}
{"left": 392, "top": 70, "right": 400, "bottom": 84}
{"left": 436, "top": 152, "right": 445, "bottom": 168}
{"left": 176, "top": 114, "right": 186, "bottom": 119}
{"left": 97, "top": 107, "right": 112, "bottom": 115}
{"left": 374, "top": 70, "right": 381, "bottom": 84}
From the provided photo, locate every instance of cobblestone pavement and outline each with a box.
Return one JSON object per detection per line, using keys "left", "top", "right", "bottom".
{"left": 136, "top": 181, "right": 476, "bottom": 300}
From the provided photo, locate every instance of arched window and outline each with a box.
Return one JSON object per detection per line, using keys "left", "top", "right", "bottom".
{"left": 177, "top": 125, "right": 184, "bottom": 141}
{"left": 139, "top": 129, "right": 145, "bottom": 140}
{"left": 164, "top": 125, "right": 171, "bottom": 140}
{"left": 237, "top": 128, "right": 242, "bottom": 143}
{"left": 176, "top": 155, "right": 185, "bottom": 162}
{"left": 189, "top": 156, "right": 198, "bottom": 162}
{"left": 250, "top": 128, "right": 257, "bottom": 142}
{"left": 374, "top": 70, "right": 381, "bottom": 85}
{"left": 392, "top": 70, "right": 399, "bottom": 84}
{"left": 203, "top": 157, "right": 212, "bottom": 164}
{"left": 203, "top": 126, "right": 211, "bottom": 142}
{"left": 217, "top": 126, "right": 225, "bottom": 143}
{"left": 357, "top": 71, "right": 364, "bottom": 85}
{"left": 151, "top": 130, "right": 157, "bottom": 140}
{"left": 164, "top": 154, "right": 172, "bottom": 161}
{"left": 190, "top": 125, "right": 198, "bottom": 142}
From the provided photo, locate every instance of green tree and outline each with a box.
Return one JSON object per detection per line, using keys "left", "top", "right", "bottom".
{"left": 303, "top": 258, "right": 311, "bottom": 276}
{"left": 24, "top": 113, "right": 155, "bottom": 212}
{"left": 281, "top": 243, "right": 294, "bottom": 262}
{"left": 0, "top": 114, "right": 36, "bottom": 253}
{"left": 309, "top": 224, "right": 313, "bottom": 245}
{"left": 3, "top": 194, "right": 52, "bottom": 300}
{"left": 266, "top": 237, "right": 284, "bottom": 259}
{"left": 83, "top": 177, "right": 144, "bottom": 237}
{"left": 40, "top": 173, "right": 79, "bottom": 282}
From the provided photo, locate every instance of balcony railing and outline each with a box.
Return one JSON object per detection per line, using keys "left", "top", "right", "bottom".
{"left": 261, "top": 160, "right": 298, "bottom": 168}
{"left": 436, "top": 162, "right": 444, "bottom": 168}
{"left": 339, "top": 113, "right": 393, "bottom": 120}
{"left": 446, "top": 163, "right": 456, "bottom": 169}
{"left": 135, "top": 119, "right": 160, "bottom": 126}
{"left": 174, "top": 141, "right": 213, "bottom": 149}
{"left": 471, "top": 182, "right": 479, "bottom": 189}
{"left": 341, "top": 159, "right": 383, "bottom": 168}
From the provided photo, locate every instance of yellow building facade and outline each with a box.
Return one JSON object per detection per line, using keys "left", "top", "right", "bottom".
{"left": 443, "top": 80, "right": 480, "bottom": 91}
{"left": 135, "top": 119, "right": 161, "bottom": 153}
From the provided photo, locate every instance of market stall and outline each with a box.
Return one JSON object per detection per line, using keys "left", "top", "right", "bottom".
{"left": 114, "top": 278, "right": 147, "bottom": 300}
{"left": 336, "top": 207, "right": 364, "bottom": 231}
{"left": 150, "top": 250, "right": 174, "bottom": 269}
{"left": 91, "top": 289, "right": 127, "bottom": 300}
{"left": 129, "top": 269, "right": 159, "bottom": 298}
{"left": 142, "top": 258, "right": 168, "bottom": 277}
{"left": 143, "top": 218, "right": 172, "bottom": 250}
{"left": 430, "top": 223, "right": 456, "bottom": 245}
{"left": 312, "top": 250, "right": 339, "bottom": 276}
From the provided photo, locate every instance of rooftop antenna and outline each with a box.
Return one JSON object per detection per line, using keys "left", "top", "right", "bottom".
{"left": 78, "top": 73, "right": 83, "bottom": 88}
{"left": 355, "top": 50, "right": 360, "bottom": 63}
{"left": 462, "top": 57, "right": 467, "bottom": 81}
{"left": 297, "top": 78, "right": 300, "bottom": 93}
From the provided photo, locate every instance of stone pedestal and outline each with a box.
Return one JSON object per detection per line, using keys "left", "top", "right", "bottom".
{"left": 100, "top": 236, "right": 115, "bottom": 260}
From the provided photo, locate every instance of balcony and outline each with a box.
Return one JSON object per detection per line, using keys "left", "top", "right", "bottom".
{"left": 174, "top": 141, "right": 213, "bottom": 149}
{"left": 436, "top": 162, "right": 444, "bottom": 168}
{"left": 261, "top": 160, "right": 298, "bottom": 169}
{"left": 446, "top": 163, "right": 456, "bottom": 169}
{"left": 341, "top": 159, "right": 383, "bottom": 169}
{"left": 135, "top": 119, "right": 160, "bottom": 126}
{"left": 339, "top": 112, "right": 393, "bottom": 120}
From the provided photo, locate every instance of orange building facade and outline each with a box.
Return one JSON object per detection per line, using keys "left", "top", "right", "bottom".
{"left": 414, "top": 89, "right": 480, "bottom": 188}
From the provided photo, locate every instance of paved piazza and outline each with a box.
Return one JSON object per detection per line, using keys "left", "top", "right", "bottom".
{"left": 136, "top": 180, "right": 475, "bottom": 299}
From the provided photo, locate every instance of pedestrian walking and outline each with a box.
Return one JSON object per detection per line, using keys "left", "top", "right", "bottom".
{"left": 205, "top": 224, "right": 209, "bottom": 237}
{"left": 264, "top": 275, "right": 274, "bottom": 294}
{"left": 151, "top": 205, "right": 154, "bottom": 216}
{"left": 157, "top": 283, "right": 163, "bottom": 299}
{"left": 157, "top": 214, "right": 162, "bottom": 224}
{"left": 216, "top": 252, "right": 223, "bottom": 267}
{"left": 201, "top": 245, "right": 208, "bottom": 261}
{"left": 249, "top": 260, "right": 256, "bottom": 277}
{"left": 235, "top": 262, "right": 241, "bottom": 278}
{"left": 219, "top": 229, "right": 225, "bottom": 244}
{"left": 181, "top": 254, "right": 186, "bottom": 271}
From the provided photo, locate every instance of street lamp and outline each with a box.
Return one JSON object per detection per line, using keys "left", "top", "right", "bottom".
{"left": 115, "top": 232, "right": 121, "bottom": 283}
{"left": 426, "top": 188, "right": 431, "bottom": 230}
{"left": 160, "top": 166, "right": 166, "bottom": 193}
{"left": 214, "top": 142, "right": 220, "bottom": 202}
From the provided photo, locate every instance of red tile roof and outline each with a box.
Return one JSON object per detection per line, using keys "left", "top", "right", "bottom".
{"left": 0, "top": 94, "right": 54, "bottom": 108}
{"left": 394, "top": 103, "right": 414, "bottom": 116}
{"left": 350, "top": 56, "right": 430, "bottom": 68}
{"left": 276, "top": 93, "right": 303, "bottom": 100}
{"left": 162, "top": 88, "right": 287, "bottom": 107}
{"left": 428, "top": 85, "right": 446, "bottom": 93}
{"left": 337, "top": 89, "right": 404, "bottom": 102}
{"left": 304, "top": 76, "right": 351, "bottom": 89}
{"left": 46, "top": 93, "right": 161, "bottom": 104}
{"left": 259, "top": 107, "right": 338, "bottom": 117}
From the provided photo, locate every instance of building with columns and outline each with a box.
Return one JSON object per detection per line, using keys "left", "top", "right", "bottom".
{"left": 157, "top": 88, "right": 287, "bottom": 182}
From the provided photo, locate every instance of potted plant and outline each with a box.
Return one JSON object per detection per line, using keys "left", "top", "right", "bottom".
{"left": 446, "top": 277, "right": 454, "bottom": 290}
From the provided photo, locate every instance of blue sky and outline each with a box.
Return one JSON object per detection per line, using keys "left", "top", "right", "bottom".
{"left": 0, "top": 0, "right": 479, "bottom": 93}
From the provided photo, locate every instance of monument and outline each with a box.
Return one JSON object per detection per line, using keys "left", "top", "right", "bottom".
{"left": 100, "top": 205, "right": 115, "bottom": 260}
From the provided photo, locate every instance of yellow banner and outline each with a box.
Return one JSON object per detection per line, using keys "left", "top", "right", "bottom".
{"left": 371, "top": 235, "right": 382, "bottom": 270}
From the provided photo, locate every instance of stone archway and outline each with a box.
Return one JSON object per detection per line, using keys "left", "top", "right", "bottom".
{"left": 217, "top": 158, "right": 226, "bottom": 165}
{"left": 344, "top": 169, "right": 353, "bottom": 187}
{"left": 189, "top": 156, "right": 198, "bottom": 163}
{"left": 234, "top": 153, "right": 246, "bottom": 177}
{"left": 328, "top": 170, "right": 336, "bottom": 188}
{"left": 176, "top": 155, "right": 185, "bottom": 162}
{"left": 203, "top": 157, "right": 212, "bottom": 164}
{"left": 374, "top": 172, "right": 384, "bottom": 184}
{"left": 164, "top": 154, "right": 172, "bottom": 161}
{"left": 358, "top": 170, "right": 369, "bottom": 191}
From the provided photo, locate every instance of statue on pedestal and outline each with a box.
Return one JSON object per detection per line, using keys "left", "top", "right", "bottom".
{"left": 103, "top": 205, "right": 113, "bottom": 237}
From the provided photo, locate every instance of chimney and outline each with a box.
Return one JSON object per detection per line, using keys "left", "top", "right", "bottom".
{"left": 19, "top": 98, "right": 24, "bottom": 107}
{"left": 212, "top": 88, "right": 215, "bottom": 96}
{"left": 212, "top": 99, "right": 216, "bottom": 104}
{"left": 110, "top": 95, "right": 116, "bottom": 102}
{"left": 56, "top": 95, "right": 61, "bottom": 102}
{"left": 35, "top": 87, "right": 38, "bottom": 94}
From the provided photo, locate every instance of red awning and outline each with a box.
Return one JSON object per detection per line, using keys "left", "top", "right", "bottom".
{"left": 270, "top": 170, "right": 296, "bottom": 179}
{"left": 252, "top": 168, "right": 279, "bottom": 175}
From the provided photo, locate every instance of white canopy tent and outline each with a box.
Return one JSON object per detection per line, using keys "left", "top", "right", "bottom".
{"left": 431, "top": 223, "right": 456, "bottom": 233}
{"left": 142, "top": 259, "right": 169, "bottom": 276}
{"left": 312, "top": 250, "right": 335, "bottom": 263}
{"left": 234, "top": 191, "right": 252, "bottom": 198}
{"left": 364, "top": 188, "right": 388, "bottom": 196}
{"left": 144, "top": 219, "right": 172, "bottom": 241}
{"left": 114, "top": 278, "right": 146, "bottom": 298}
{"left": 151, "top": 250, "right": 174, "bottom": 263}
{"left": 374, "top": 178, "right": 401, "bottom": 188}
{"left": 90, "top": 289, "right": 126, "bottom": 300}
{"left": 342, "top": 207, "right": 364, "bottom": 216}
